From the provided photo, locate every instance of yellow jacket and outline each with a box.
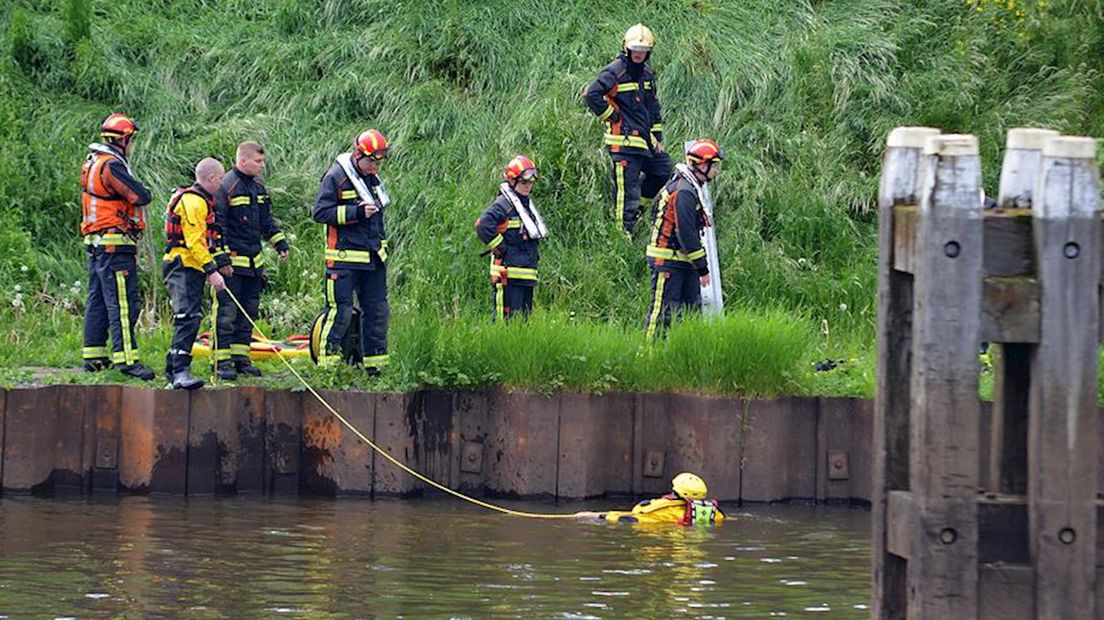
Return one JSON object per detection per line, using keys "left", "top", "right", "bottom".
{"left": 163, "top": 188, "right": 217, "bottom": 273}
{"left": 599, "top": 497, "right": 726, "bottom": 525}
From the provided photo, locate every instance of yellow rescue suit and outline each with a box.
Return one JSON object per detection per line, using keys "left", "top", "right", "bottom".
{"left": 597, "top": 496, "right": 726, "bottom": 525}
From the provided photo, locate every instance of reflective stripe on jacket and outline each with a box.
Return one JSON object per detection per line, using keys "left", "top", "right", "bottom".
{"left": 312, "top": 161, "right": 388, "bottom": 270}
{"left": 475, "top": 193, "right": 540, "bottom": 286}
{"left": 215, "top": 167, "right": 288, "bottom": 276}
{"left": 79, "top": 146, "right": 152, "bottom": 247}
{"left": 646, "top": 175, "right": 709, "bottom": 274}
{"left": 585, "top": 54, "right": 664, "bottom": 156}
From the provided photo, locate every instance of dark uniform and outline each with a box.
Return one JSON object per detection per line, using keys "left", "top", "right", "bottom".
{"left": 79, "top": 143, "right": 153, "bottom": 373}
{"left": 311, "top": 162, "right": 390, "bottom": 370}
{"left": 213, "top": 167, "right": 288, "bottom": 372}
{"left": 644, "top": 173, "right": 708, "bottom": 340}
{"left": 162, "top": 184, "right": 220, "bottom": 382}
{"left": 475, "top": 192, "right": 540, "bottom": 319}
{"left": 585, "top": 53, "right": 672, "bottom": 234}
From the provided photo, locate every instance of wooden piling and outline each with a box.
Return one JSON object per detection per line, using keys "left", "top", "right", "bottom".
{"left": 1029, "top": 136, "right": 1100, "bottom": 619}
{"left": 989, "top": 128, "right": 1056, "bottom": 496}
{"left": 875, "top": 126, "right": 1103, "bottom": 618}
{"left": 907, "top": 134, "right": 984, "bottom": 618}
{"left": 873, "top": 126, "right": 939, "bottom": 619}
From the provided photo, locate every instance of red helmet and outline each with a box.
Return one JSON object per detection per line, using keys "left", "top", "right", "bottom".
{"left": 101, "top": 113, "right": 138, "bottom": 141}
{"left": 686, "top": 139, "right": 724, "bottom": 166}
{"left": 503, "top": 155, "right": 538, "bottom": 182}
{"left": 354, "top": 129, "right": 390, "bottom": 160}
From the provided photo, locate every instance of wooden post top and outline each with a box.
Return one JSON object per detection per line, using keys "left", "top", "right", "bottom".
{"left": 886, "top": 126, "right": 941, "bottom": 149}
{"left": 1042, "top": 136, "right": 1097, "bottom": 159}
{"left": 923, "top": 133, "right": 979, "bottom": 156}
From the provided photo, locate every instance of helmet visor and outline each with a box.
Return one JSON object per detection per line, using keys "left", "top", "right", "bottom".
{"left": 625, "top": 43, "right": 652, "bottom": 52}
{"left": 365, "top": 147, "right": 390, "bottom": 161}
{"left": 517, "top": 169, "right": 538, "bottom": 182}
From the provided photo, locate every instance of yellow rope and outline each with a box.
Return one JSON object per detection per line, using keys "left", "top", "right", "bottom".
{"left": 221, "top": 285, "right": 580, "bottom": 520}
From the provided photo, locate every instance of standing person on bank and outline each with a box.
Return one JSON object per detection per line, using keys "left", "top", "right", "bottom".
{"left": 475, "top": 155, "right": 548, "bottom": 320}
{"left": 213, "top": 141, "right": 289, "bottom": 380}
{"left": 79, "top": 113, "right": 156, "bottom": 380}
{"left": 312, "top": 130, "right": 392, "bottom": 374}
{"left": 585, "top": 23, "right": 672, "bottom": 236}
{"left": 644, "top": 139, "right": 724, "bottom": 341}
{"left": 162, "top": 158, "right": 227, "bottom": 390}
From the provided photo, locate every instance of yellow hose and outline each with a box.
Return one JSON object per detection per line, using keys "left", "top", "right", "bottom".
{"left": 221, "top": 286, "right": 580, "bottom": 519}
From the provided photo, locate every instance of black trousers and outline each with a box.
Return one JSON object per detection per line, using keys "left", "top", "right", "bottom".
{"left": 214, "top": 273, "right": 264, "bottom": 366}
{"left": 644, "top": 268, "right": 702, "bottom": 341}
{"left": 493, "top": 282, "right": 534, "bottom": 321}
{"left": 163, "top": 258, "right": 206, "bottom": 375}
{"left": 83, "top": 250, "right": 142, "bottom": 366}
{"left": 319, "top": 266, "right": 389, "bottom": 368}
{"left": 610, "top": 151, "right": 673, "bottom": 234}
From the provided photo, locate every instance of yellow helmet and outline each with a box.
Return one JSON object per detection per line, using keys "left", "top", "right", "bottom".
{"left": 623, "top": 23, "right": 655, "bottom": 53}
{"left": 672, "top": 472, "right": 708, "bottom": 500}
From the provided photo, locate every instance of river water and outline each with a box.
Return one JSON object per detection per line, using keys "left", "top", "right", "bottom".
{"left": 0, "top": 496, "right": 870, "bottom": 618}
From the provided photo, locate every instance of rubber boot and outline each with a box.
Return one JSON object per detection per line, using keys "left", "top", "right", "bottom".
{"left": 83, "top": 358, "right": 110, "bottom": 372}
{"left": 115, "top": 362, "right": 156, "bottom": 381}
{"left": 236, "top": 361, "right": 262, "bottom": 377}
{"left": 216, "top": 361, "right": 238, "bottom": 381}
{"left": 171, "top": 369, "right": 204, "bottom": 390}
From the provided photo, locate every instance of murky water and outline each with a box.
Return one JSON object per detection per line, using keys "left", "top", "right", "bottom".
{"left": 0, "top": 496, "right": 869, "bottom": 618}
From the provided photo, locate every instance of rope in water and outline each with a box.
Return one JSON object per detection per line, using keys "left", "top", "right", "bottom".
{"left": 221, "top": 285, "right": 580, "bottom": 519}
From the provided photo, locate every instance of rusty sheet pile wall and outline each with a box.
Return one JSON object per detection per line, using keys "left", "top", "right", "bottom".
{"left": 0, "top": 386, "right": 874, "bottom": 503}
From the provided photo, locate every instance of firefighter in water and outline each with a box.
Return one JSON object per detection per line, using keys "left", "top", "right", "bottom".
{"left": 162, "top": 158, "right": 227, "bottom": 390}
{"left": 475, "top": 155, "right": 547, "bottom": 320}
{"left": 576, "top": 472, "right": 727, "bottom": 525}
{"left": 312, "top": 130, "right": 392, "bottom": 374}
{"left": 585, "top": 23, "right": 672, "bottom": 236}
{"left": 212, "top": 141, "right": 289, "bottom": 380}
{"left": 79, "top": 113, "right": 156, "bottom": 380}
{"left": 644, "top": 138, "right": 724, "bottom": 341}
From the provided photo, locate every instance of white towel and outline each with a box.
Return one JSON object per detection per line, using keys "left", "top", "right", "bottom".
{"left": 498, "top": 182, "right": 548, "bottom": 239}
{"left": 336, "top": 153, "right": 390, "bottom": 210}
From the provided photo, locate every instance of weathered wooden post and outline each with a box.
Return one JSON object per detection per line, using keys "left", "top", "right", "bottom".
{"left": 989, "top": 128, "right": 1058, "bottom": 496}
{"left": 908, "top": 134, "right": 985, "bottom": 617}
{"left": 875, "top": 126, "right": 1102, "bottom": 618}
{"left": 1028, "top": 136, "right": 1100, "bottom": 619}
{"left": 873, "top": 126, "right": 939, "bottom": 618}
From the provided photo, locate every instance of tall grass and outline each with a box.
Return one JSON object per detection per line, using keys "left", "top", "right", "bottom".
{"left": 0, "top": 301, "right": 815, "bottom": 396}
{"left": 0, "top": 0, "right": 1100, "bottom": 391}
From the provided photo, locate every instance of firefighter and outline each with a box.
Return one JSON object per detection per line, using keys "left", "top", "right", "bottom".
{"left": 585, "top": 23, "right": 672, "bottom": 236}
{"left": 644, "top": 139, "right": 724, "bottom": 341}
{"left": 212, "top": 141, "right": 289, "bottom": 380}
{"left": 161, "top": 158, "right": 227, "bottom": 390}
{"left": 577, "top": 473, "right": 727, "bottom": 525}
{"left": 312, "top": 129, "right": 392, "bottom": 374}
{"left": 79, "top": 113, "right": 156, "bottom": 380}
{"left": 475, "top": 155, "right": 547, "bottom": 320}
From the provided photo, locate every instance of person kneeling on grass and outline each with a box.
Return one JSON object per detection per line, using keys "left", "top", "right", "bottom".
{"left": 576, "top": 472, "right": 726, "bottom": 525}
{"left": 162, "top": 158, "right": 228, "bottom": 390}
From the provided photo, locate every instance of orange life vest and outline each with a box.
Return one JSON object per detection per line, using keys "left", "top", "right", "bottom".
{"left": 80, "top": 149, "right": 143, "bottom": 236}
{"left": 164, "top": 186, "right": 217, "bottom": 251}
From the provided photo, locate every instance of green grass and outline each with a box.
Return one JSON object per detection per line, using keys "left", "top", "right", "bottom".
{"left": 0, "top": 301, "right": 822, "bottom": 397}
{"left": 0, "top": 0, "right": 1100, "bottom": 395}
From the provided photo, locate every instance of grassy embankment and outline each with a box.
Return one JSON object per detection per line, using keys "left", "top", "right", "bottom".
{"left": 0, "top": 0, "right": 1100, "bottom": 396}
